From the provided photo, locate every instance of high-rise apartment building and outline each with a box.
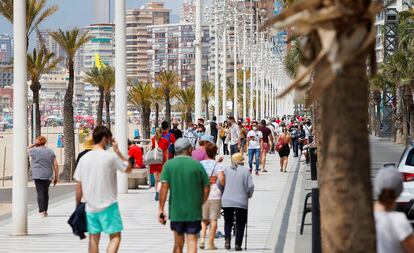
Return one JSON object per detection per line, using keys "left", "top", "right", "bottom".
{"left": 83, "top": 24, "right": 115, "bottom": 70}
{"left": 95, "top": 0, "right": 110, "bottom": 23}
{"left": 126, "top": 2, "right": 170, "bottom": 82}
{"left": 148, "top": 23, "right": 210, "bottom": 88}
{"left": 0, "top": 35, "right": 12, "bottom": 64}
{"left": 36, "top": 29, "right": 65, "bottom": 68}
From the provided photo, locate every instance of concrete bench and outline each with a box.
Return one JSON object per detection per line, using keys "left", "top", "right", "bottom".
{"left": 128, "top": 169, "right": 148, "bottom": 189}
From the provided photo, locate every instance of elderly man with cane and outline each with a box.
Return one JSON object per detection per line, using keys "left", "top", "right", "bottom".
{"left": 217, "top": 153, "right": 254, "bottom": 251}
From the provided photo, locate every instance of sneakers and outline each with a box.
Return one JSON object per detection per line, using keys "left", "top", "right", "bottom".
{"left": 235, "top": 244, "right": 242, "bottom": 251}
{"left": 39, "top": 211, "right": 48, "bottom": 218}
{"left": 155, "top": 192, "right": 159, "bottom": 201}
{"left": 225, "top": 238, "right": 231, "bottom": 250}
{"left": 199, "top": 241, "right": 205, "bottom": 249}
{"left": 262, "top": 168, "right": 268, "bottom": 172}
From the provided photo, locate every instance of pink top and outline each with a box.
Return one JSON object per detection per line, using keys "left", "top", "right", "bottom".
{"left": 191, "top": 148, "right": 207, "bottom": 161}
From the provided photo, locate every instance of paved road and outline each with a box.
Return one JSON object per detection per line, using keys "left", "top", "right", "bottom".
{"left": 0, "top": 154, "right": 303, "bottom": 253}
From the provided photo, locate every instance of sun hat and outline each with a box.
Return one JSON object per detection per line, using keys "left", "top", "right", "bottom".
{"left": 200, "top": 134, "right": 214, "bottom": 143}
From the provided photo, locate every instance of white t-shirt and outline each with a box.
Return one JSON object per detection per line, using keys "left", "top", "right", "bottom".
{"left": 303, "top": 124, "right": 312, "bottom": 138}
{"left": 247, "top": 130, "right": 263, "bottom": 149}
{"left": 375, "top": 210, "right": 413, "bottom": 253}
{"left": 74, "top": 149, "right": 128, "bottom": 213}
{"left": 200, "top": 160, "right": 223, "bottom": 200}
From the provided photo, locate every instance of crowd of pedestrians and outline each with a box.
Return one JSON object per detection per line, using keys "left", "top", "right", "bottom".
{"left": 28, "top": 114, "right": 312, "bottom": 252}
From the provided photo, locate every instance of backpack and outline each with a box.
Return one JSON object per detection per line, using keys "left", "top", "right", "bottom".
{"left": 162, "top": 132, "right": 175, "bottom": 159}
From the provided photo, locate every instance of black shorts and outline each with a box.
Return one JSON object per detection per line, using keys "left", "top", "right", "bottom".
{"left": 278, "top": 144, "right": 290, "bottom": 158}
{"left": 170, "top": 221, "right": 201, "bottom": 235}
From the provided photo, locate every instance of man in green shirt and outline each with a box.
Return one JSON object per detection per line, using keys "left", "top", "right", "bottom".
{"left": 159, "top": 138, "right": 210, "bottom": 253}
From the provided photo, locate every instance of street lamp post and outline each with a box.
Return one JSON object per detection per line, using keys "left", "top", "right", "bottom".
{"left": 242, "top": 20, "right": 247, "bottom": 120}
{"left": 233, "top": 3, "right": 238, "bottom": 120}
{"left": 214, "top": 1, "right": 220, "bottom": 120}
{"left": 12, "top": 0, "right": 28, "bottom": 235}
{"left": 222, "top": 0, "right": 227, "bottom": 119}
{"left": 115, "top": 0, "right": 128, "bottom": 193}
{"left": 195, "top": 0, "right": 202, "bottom": 120}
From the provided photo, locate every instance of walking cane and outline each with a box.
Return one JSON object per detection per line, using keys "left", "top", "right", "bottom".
{"left": 245, "top": 207, "right": 248, "bottom": 250}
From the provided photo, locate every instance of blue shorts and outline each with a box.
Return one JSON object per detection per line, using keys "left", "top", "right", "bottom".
{"left": 170, "top": 221, "right": 201, "bottom": 235}
{"left": 86, "top": 202, "right": 123, "bottom": 235}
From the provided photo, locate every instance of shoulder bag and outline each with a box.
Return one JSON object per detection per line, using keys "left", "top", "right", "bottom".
{"left": 143, "top": 139, "right": 164, "bottom": 165}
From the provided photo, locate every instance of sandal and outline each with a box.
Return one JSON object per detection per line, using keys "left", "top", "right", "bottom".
{"left": 207, "top": 244, "right": 218, "bottom": 250}
{"left": 199, "top": 241, "right": 205, "bottom": 249}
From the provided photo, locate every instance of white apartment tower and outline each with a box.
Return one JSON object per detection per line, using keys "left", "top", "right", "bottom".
{"left": 95, "top": 0, "right": 110, "bottom": 23}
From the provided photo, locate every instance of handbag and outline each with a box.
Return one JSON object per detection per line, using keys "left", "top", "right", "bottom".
{"left": 276, "top": 136, "right": 284, "bottom": 151}
{"left": 143, "top": 138, "right": 164, "bottom": 165}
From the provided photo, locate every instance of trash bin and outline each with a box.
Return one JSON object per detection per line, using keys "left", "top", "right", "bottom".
{"left": 309, "top": 147, "right": 317, "bottom": 180}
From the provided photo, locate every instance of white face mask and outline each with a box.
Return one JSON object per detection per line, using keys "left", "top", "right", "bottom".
{"left": 253, "top": 126, "right": 257, "bottom": 131}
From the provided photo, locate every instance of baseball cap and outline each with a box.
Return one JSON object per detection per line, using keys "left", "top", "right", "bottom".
{"left": 200, "top": 134, "right": 214, "bottom": 143}
{"left": 175, "top": 138, "right": 192, "bottom": 153}
{"left": 374, "top": 165, "right": 403, "bottom": 198}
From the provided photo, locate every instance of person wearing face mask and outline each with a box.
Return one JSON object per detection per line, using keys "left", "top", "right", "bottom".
{"left": 246, "top": 121, "right": 263, "bottom": 175}
{"left": 184, "top": 123, "right": 198, "bottom": 148}
{"left": 74, "top": 126, "right": 133, "bottom": 253}
{"left": 169, "top": 120, "right": 182, "bottom": 140}
{"left": 195, "top": 125, "right": 206, "bottom": 148}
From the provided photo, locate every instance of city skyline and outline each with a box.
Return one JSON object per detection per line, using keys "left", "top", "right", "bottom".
{"left": 0, "top": 0, "right": 183, "bottom": 49}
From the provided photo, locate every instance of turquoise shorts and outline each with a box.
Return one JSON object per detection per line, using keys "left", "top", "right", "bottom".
{"left": 86, "top": 202, "right": 123, "bottom": 235}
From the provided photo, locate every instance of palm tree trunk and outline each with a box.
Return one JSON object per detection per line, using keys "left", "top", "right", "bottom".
{"left": 165, "top": 93, "right": 171, "bottom": 125}
{"left": 105, "top": 93, "right": 111, "bottom": 131}
{"left": 375, "top": 92, "right": 382, "bottom": 136}
{"left": 61, "top": 59, "right": 76, "bottom": 181}
{"left": 186, "top": 107, "right": 192, "bottom": 124}
{"left": 97, "top": 87, "right": 104, "bottom": 126}
{"left": 403, "top": 88, "right": 409, "bottom": 144}
{"left": 30, "top": 81, "right": 42, "bottom": 141}
{"left": 155, "top": 103, "right": 159, "bottom": 127}
{"left": 319, "top": 58, "right": 375, "bottom": 252}
{"left": 142, "top": 106, "right": 151, "bottom": 139}
{"left": 205, "top": 101, "right": 209, "bottom": 120}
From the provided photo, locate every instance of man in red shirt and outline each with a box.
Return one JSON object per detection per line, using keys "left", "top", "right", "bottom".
{"left": 161, "top": 121, "right": 176, "bottom": 159}
{"left": 128, "top": 139, "right": 144, "bottom": 168}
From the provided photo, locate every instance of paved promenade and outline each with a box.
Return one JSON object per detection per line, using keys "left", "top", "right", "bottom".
{"left": 0, "top": 154, "right": 302, "bottom": 253}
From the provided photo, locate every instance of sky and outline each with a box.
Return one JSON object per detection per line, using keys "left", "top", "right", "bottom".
{"left": 0, "top": 0, "right": 182, "bottom": 48}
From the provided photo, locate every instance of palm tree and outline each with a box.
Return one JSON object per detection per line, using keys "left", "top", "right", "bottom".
{"left": 27, "top": 45, "right": 61, "bottom": 138}
{"left": 128, "top": 82, "right": 154, "bottom": 139}
{"left": 151, "top": 86, "right": 163, "bottom": 128}
{"left": 155, "top": 70, "right": 180, "bottom": 125}
{"left": 84, "top": 67, "right": 104, "bottom": 126}
{"left": 101, "top": 67, "right": 115, "bottom": 130}
{"left": 383, "top": 49, "right": 414, "bottom": 143}
{"left": 262, "top": 1, "right": 384, "bottom": 251}
{"left": 284, "top": 39, "right": 301, "bottom": 78}
{"left": 0, "top": 0, "right": 58, "bottom": 46}
{"left": 177, "top": 86, "right": 195, "bottom": 124}
{"left": 202, "top": 80, "right": 214, "bottom": 120}
{"left": 49, "top": 28, "right": 91, "bottom": 179}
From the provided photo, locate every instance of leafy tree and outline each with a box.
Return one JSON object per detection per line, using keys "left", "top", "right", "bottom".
{"left": 155, "top": 70, "right": 180, "bottom": 125}
{"left": 128, "top": 82, "right": 155, "bottom": 139}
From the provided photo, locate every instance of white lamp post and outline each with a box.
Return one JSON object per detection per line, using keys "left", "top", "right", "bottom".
{"left": 242, "top": 19, "right": 247, "bottom": 120}
{"left": 233, "top": 3, "right": 238, "bottom": 120}
{"left": 12, "top": 0, "right": 28, "bottom": 235}
{"left": 222, "top": 0, "right": 228, "bottom": 119}
{"left": 214, "top": 1, "right": 220, "bottom": 120}
{"left": 115, "top": 0, "right": 128, "bottom": 193}
{"left": 195, "top": 0, "right": 202, "bottom": 121}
